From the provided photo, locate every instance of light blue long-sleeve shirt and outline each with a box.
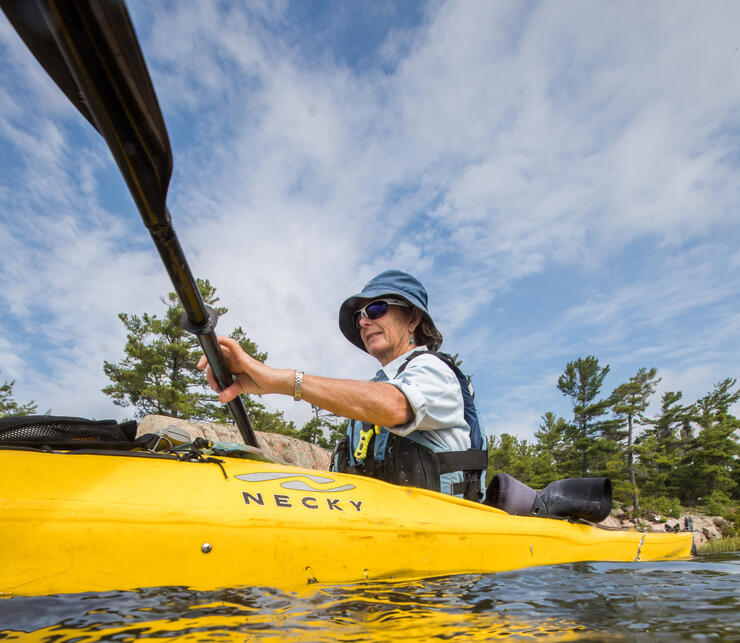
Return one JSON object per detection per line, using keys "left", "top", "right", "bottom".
{"left": 347, "top": 346, "right": 476, "bottom": 496}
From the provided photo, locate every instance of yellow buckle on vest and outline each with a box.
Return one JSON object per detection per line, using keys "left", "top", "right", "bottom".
{"left": 354, "top": 425, "right": 380, "bottom": 461}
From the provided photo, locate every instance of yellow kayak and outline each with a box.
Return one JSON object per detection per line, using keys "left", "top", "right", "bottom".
{"left": 0, "top": 448, "right": 692, "bottom": 597}
{"left": 0, "top": 1, "right": 692, "bottom": 602}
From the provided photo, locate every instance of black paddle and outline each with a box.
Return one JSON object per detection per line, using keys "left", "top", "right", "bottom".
{"left": 1, "top": 0, "right": 259, "bottom": 447}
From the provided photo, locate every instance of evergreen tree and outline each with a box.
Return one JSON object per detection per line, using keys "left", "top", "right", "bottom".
{"left": 682, "top": 379, "right": 740, "bottom": 509}
{"left": 695, "top": 378, "right": 739, "bottom": 429}
{"left": 651, "top": 391, "right": 694, "bottom": 451}
{"left": 557, "top": 356, "right": 613, "bottom": 476}
{"left": 102, "top": 280, "right": 294, "bottom": 434}
{"left": 486, "top": 433, "right": 536, "bottom": 485}
{"left": 530, "top": 412, "right": 570, "bottom": 486}
{"left": 637, "top": 391, "right": 694, "bottom": 502}
{"left": 610, "top": 367, "right": 661, "bottom": 514}
{"left": 0, "top": 370, "right": 39, "bottom": 417}
{"left": 297, "top": 405, "right": 348, "bottom": 450}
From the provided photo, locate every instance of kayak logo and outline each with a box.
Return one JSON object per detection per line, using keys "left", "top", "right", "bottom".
{"left": 235, "top": 472, "right": 363, "bottom": 512}
{"left": 235, "top": 472, "right": 355, "bottom": 492}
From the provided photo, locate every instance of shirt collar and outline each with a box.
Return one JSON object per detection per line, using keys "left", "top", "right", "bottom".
{"left": 377, "top": 345, "right": 428, "bottom": 380}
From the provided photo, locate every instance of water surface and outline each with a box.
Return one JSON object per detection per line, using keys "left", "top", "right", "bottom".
{"left": 1, "top": 553, "right": 738, "bottom": 641}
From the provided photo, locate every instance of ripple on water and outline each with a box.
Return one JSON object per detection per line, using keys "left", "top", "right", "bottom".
{"left": 0, "top": 553, "right": 738, "bottom": 641}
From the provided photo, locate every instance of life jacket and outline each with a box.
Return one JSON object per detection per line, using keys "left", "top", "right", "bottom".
{"left": 331, "top": 350, "right": 488, "bottom": 501}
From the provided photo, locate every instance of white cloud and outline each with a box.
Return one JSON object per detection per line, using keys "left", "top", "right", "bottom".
{"left": 1, "top": 0, "right": 738, "bottom": 437}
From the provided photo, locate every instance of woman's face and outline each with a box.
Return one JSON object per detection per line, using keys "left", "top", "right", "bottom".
{"left": 357, "top": 301, "right": 420, "bottom": 365}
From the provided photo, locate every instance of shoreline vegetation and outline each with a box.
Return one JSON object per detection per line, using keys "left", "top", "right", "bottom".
{"left": 484, "top": 356, "right": 739, "bottom": 546}
{"left": 697, "top": 535, "right": 740, "bottom": 554}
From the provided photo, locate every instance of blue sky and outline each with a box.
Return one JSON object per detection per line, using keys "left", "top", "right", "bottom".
{"left": 1, "top": 0, "right": 738, "bottom": 441}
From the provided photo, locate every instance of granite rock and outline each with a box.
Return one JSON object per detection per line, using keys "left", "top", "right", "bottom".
{"left": 137, "top": 415, "right": 331, "bottom": 470}
{"left": 601, "top": 511, "right": 727, "bottom": 548}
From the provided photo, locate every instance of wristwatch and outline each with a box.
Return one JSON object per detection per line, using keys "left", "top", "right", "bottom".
{"left": 293, "top": 370, "right": 303, "bottom": 401}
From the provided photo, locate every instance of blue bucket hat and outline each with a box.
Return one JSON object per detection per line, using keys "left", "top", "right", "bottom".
{"left": 338, "top": 269, "right": 439, "bottom": 352}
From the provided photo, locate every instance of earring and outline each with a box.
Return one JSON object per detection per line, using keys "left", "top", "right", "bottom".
{"left": 409, "top": 338, "right": 414, "bottom": 344}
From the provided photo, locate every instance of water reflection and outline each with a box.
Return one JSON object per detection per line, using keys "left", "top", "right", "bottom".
{"left": 1, "top": 553, "right": 737, "bottom": 641}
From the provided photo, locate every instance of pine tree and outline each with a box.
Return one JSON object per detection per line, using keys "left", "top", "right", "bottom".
{"left": 530, "top": 412, "right": 570, "bottom": 486}
{"left": 683, "top": 379, "right": 740, "bottom": 510}
{"left": 486, "top": 433, "right": 536, "bottom": 485}
{"left": 557, "top": 356, "right": 613, "bottom": 476}
{"left": 637, "top": 391, "right": 694, "bottom": 502}
{"left": 297, "top": 405, "right": 348, "bottom": 450}
{"left": 0, "top": 370, "right": 39, "bottom": 417}
{"left": 610, "top": 367, "right": 661, "bottom": 514}
{"left": 102, "top": 280, "right": 293, "bottom": 434}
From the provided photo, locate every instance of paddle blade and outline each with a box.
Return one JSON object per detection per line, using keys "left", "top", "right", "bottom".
{"left": 1, "top": 0, "right": 172, "bottom": 223}
{"left": 2, "top": 1, "right": 97, "bottom": 129}
{"left": 3, "top": 1, "right": 260, "bottom": 447}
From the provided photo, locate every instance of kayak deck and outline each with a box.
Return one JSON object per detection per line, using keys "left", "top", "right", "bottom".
{"left": 0, "top": 448, "right": 693, "bottom": 596}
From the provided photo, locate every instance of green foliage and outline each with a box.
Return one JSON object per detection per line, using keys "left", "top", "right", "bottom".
{"left": 637, "top": 391, "right": 695, "bottom": 498}
{"left": 610, "top": 368, "right": 660, "bottom": 421}
{"left": 679, "top": 380, "right": 740, "bottom": 505}
{"left": 609, "top": 479, "right": 635, "bottom": 508}
{"left": 601, "top": 445, "right": 632, "bottom": 507}
{"left": 557, "top": 356, "right": 613, "bottom": 476}
{"left": 0, "top": 370, "right": 40, "bottom": 417}
{"left": 486, "top": 433, "right": 536, "bottom": 485}
{"left": 702, "top": 490, "right": 732, "bottom": 517}
{"left": 249, "top": 407, "right": 298, "bottom": 436}
{"left": 639, "top": 495, "right": 682, "bottom": 519}
{"left": 698, "top": 535, "right": 740, "bottom": 553}
{"left": 609, "top": 367, "right": 661, "bottom": 513}
{"left": 722, "top": 509, "right": 739, "bottom": 536}
{"left": 102, "top": 280, "right": 294, "bottom": 435}
{"left": 647, "top": 391, "right": 694, "bottom": 451}
{"left": 297, "top": 405, "right": 348, "bottom": 450}
{"left": 530, "top": 412, "right": 570, "bottom": 486}
{"left": 101, "top": 280, "right": 350, "bottom": 447}
{"left": 485, "top": 359, "right": 738, "bottom": 522}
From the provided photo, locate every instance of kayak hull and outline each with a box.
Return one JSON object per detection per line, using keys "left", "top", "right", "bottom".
{"left": 0, "top": 449, "right": 693, "bottom": 596}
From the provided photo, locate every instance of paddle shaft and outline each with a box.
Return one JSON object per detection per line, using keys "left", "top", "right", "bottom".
{"left": 34, "top": 0, "right": 258, "bottom": 446}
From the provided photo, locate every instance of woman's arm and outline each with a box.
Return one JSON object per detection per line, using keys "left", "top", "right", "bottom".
{"left": 197, "top": 336, "right": 413, "bottom": 427}
{"left": 300, "top": 373, "right": 413, "bottom": 427}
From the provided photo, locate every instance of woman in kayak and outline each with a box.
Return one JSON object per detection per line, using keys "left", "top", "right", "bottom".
{"left": 198, "top": 270, "right": 486, "bottom": 499}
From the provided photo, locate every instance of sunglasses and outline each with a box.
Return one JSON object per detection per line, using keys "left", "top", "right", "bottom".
{"left": 353, "top": 298, "right": 410, "bottom": 327}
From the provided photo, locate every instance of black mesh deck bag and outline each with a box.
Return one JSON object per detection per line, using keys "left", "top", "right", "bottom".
{"left": 0, "top": 415, "right": 137, "bottom": 444}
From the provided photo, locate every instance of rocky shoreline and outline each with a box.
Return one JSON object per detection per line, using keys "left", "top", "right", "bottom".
{"left": 600, "top": 511, "right": 731, "bottom": 549}
{"left": 137, "top": 415, "right": 332, "bottom": 470}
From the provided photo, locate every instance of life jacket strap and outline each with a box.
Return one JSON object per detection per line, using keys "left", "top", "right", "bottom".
{"left": 398, "top": 350, "right": 486, "bottom": 451}
{"left": 450, "top": 474, "right": 482, "bottom": 500}
{"left": 435, "top": 448, "right": 488, "bottom": 474}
